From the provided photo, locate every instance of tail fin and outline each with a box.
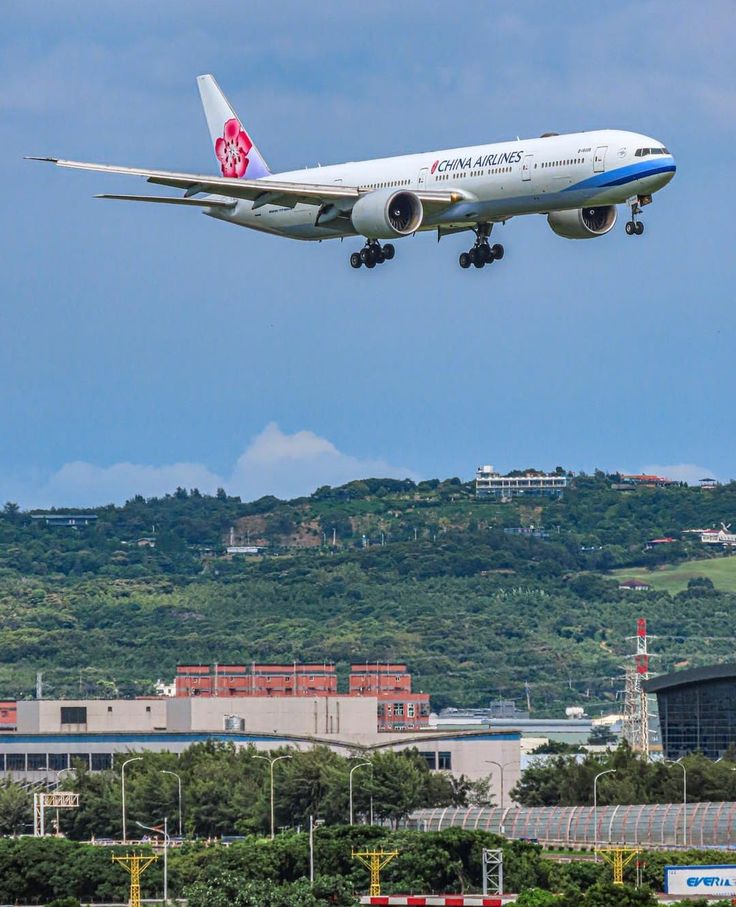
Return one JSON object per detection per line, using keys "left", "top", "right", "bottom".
{"left": 196, "top": 74, "right": 271, "bottom": 179}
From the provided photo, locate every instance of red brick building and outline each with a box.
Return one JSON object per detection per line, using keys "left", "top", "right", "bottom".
{"left": 175, "top": 663, "right": 337, "bottom": 697}
{"left": 350, "top": 664, "right": 430, "bottom": 731}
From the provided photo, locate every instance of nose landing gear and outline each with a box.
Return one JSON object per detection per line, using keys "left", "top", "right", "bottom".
{"left": 350, "top": 240, "right": 395, "bottom": 269}
{"left": 458, "top": 224, "right": 505, "bottom": 270}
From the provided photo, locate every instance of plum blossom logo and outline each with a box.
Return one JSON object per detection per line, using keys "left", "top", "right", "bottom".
{"left": 430, "top": 159, "right": 439, "bottom": 175}
{"left": 215, "top": 117, "right": 252, "bottom": 178}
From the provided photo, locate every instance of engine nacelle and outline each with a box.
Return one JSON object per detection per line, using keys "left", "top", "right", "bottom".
{"left": 547, "top": 205, "right": 617, "bottom": 239}
{"left": 351, "top": 188, "right": 423, "bottom": 239}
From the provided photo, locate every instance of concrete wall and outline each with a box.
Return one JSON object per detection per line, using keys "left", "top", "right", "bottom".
{"left": 18, "top": 696, "right": 378, "bottom": 738}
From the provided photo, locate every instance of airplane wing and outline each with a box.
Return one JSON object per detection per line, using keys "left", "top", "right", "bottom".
{"left": 27, "top": 157, "right": 464, "bottom": 212}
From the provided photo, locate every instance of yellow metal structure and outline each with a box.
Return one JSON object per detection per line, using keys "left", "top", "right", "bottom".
{"left": 352, "top": 849, "right": 399, "bottom": 897}
{"left": 111, "top": 852, "right": 158, "bottom": 907}
{"left": 597, "top": 846, "right": 639, "bottom": 885}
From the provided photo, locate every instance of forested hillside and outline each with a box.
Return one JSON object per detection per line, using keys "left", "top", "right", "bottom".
{"left": 1, "top": 474, "right": 735, "bottom": 712}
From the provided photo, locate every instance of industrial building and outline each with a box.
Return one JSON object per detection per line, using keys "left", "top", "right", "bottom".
{"left": 172, "top": 662, "right": 431, "bottom": 732}
{"left": 0, "top": 695, "right": 520, "bottom": 800}
{"left": 410, "top": 801, "right": 736, "bottom": 848}
{"left": 644, "top": 664, "right": 736, "bottom": 760}
{"left": 475, "top": 466, "right": 568, "bottom": 500}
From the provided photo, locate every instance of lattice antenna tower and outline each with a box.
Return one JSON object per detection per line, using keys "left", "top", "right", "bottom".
{"left": 623, "top": 618, "right": 656, "bottom": 755}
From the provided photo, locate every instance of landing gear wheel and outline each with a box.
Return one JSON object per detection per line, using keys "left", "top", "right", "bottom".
{"left": 635, "top": 221, "right": 644, "bottom": 235}
{"left": 491, "top": 243, "right": 504, "bottom": 260}
{"left": 625, "top": 221, "right": 635, "bottom": 235}
{"left": 383, "top": 243, "right": 395, "bottom": 260}
{"left": 350, "top": 252, "right": 362, "bottom": 269}
{"left": 376, "top": 251, "right": 386, "bottom": 264}
{"left": 365, "top": 257, "right": 376, "bottom": 269}
{"left": 459, "top": 252, "right": 471, "bottom": 269}
{"left": 473, "top": 250, "right": 485, "bottom": 268}
{"left": 360, "top": 247, "right": 371, "bottom": 263}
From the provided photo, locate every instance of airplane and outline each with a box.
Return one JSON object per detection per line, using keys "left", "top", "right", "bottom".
{"left": 29, "top": 74, "right": 676, "bottom": 271}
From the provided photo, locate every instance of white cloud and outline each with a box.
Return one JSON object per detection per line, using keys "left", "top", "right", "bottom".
{"left": 9, "top": 423, "right": 417, "bottom": 508}
{"left": 640, "top": 463, "right": 719, "bottom": 486}
{"left": 229, "top": 422, "right": 416, "bottom": 501}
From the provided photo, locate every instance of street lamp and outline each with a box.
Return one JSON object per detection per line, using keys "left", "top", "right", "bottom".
{"left": 254, "top": 753, "right": 292, "bottom": 839}
{"left": 593, "top": 768, "right": 617, "bottom": 857}
{"left": 136, "top": 818, "right": 169, "bottom": 903}
{"left": 121, "top": 757, "right": 143, "bottom": 843}
{"left": 485, "top": 760, "right": 517, "bottom": 810}
{"left": 161, "top": 770, "right": 183, "bottom": 837}
{"left": 665, "top": 759, "right": 687, "bottom": 847}
{"left": 309, "top": 815, "right": 324, "bottom": 885}
{"left": 349, "top": 762, "right": 372, "bottom": 826}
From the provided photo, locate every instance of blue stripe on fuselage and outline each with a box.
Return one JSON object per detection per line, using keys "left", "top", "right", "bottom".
{"left": 565, "top": 160, "right": 676, "bottom": 192}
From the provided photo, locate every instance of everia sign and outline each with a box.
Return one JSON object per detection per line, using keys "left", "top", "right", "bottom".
{"left": 665, "top": 866, "right": 736, "bottom": 896}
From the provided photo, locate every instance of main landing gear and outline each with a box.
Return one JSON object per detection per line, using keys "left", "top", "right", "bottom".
{"left": 350, "top": 240, "right": 395, "bottom": 269}
{"left": 458, "top": 223, "right": 504, "bottom": 270}
{"left": 625, "top": 199, "right": 645, "bottom": 236}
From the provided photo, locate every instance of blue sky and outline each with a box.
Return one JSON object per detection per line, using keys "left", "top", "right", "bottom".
{"left": 2, "top": 1, "right": 734, "bottom": 506}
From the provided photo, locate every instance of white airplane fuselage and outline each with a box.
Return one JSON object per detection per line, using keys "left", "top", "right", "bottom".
{"left": 209, "top": 129, "right": 676, "bottom": 240}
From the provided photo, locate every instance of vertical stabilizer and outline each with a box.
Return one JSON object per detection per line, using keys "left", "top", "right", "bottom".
{"left": 196, "top": 74, "right": 271, "bottom": 179}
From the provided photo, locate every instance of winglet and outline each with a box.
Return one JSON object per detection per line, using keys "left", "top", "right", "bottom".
{"left": 24, "top": 156, "right": 60, "bottom": 163}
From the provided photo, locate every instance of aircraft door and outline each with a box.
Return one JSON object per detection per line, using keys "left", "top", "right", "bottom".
{"left": 417, "top": 167, "right": 428, "bottom": 189}
{"left": 522, "top": 154, "right": 533, "bottom": 181}
{"left": 593, "top": 146, "right": 608, "bottom": 172}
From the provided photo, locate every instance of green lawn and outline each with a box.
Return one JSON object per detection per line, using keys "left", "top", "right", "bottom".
{"left": 612, "top": 555, "right": 736, "bottom": 593}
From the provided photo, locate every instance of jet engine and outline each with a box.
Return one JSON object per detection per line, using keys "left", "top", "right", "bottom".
{"left": 351, "top": 188, "right": 423, "bottom": 239}
{"left": 547, "top": 205, "right": 617, "bottom": 239}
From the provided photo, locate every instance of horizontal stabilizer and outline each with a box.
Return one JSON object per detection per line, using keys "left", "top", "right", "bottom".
{"left": 95, "top": 193, "right": 236, "bottom": 208}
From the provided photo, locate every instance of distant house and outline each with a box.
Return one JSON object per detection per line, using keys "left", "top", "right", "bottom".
{"left": 618, "top": 579, "right": 651, "bottom": 591}
{"left": 645, "top": 537, "right": 677, "bottom": 549}
{"left": 699, "top": 477, "right": 718, "bottom": 490}
{"left": 31, "top": 513, "right": 98, "bottom": 528}
{"left": 618, "top": 474, "right": 677, "bottom": 488}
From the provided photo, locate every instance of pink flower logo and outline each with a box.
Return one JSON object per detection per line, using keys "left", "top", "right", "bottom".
{"left": 215, "top": 117, "right": 252, "bottom": 178}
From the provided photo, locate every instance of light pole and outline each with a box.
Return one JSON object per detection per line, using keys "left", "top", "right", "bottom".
{"left": 161, "top": 770, "right": 183, "bottom": 837}
{"left": 485, "top": 760, "right": 517, "bottom": 810}
{"left": 309, "top": 815, "right": 324, "bottom": 885}
{"left": 593, "top": 768, "right": 617, "bottom": 857}
{"left": 121, "top": 757, "right": 142, "bottom": 843}
{"left": 665, "top": 759, "right": 687, "bottom": 847}
{"left": 349, "top": 762, "right": 372, "bottom": 826}
{"left": 255, "top": 753, "right": 292, "bottom": 839}
{"left": 136, "top": 817, "right": 168, "bottom": 903}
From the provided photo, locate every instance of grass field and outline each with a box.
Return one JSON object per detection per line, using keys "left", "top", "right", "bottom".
{"left": 612, "top": 554, "right": 736, "bottom": 593}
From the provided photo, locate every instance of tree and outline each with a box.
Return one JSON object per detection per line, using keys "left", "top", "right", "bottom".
{"left": 368, "top": 751, "right": 426, "bottom": 827}
{"left": 0, "top": 780, "right": 31, "bottom": 835}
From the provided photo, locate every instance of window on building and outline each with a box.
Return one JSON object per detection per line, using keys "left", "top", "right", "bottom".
{"left": 91, "top": 753, "right": 112, "bottom": 771}
{"left": 418, "top": 751, "right": 437, "bottom": 770}
{"left": 438, "top": 751, "right": 452, "bottom": 770}
{"left": 60, "top": 707, "right": 87, "bottom": 725}
{"left": 145, "top": 706, "right": 151, "bottom": 713}
{"left": 394, "top": 703, "right": 404, "bottom": 716}
{"left": 407, "top": 703, "right": 416, "bottom": 718}
{"left": 107, "top": 706, "right": 113, "bottom": 713}
{"left": 27, "top": 753, "right": 47, "bottom": 771}
{"left": 6, "top": 753, "right": 25, "bottom": 771}
{"left": 70, "top": 754, "right": 90, "bottom": 770}
{"left": 48, "top": 753, "right": 68, "bottom": 771}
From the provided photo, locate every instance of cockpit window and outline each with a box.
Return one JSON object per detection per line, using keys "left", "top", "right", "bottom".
{"left": 635, "top": 147, "right": 670, "bottom": 157}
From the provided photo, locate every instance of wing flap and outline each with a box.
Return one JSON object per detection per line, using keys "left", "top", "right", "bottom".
{"left": 96, "top": 194, "right": 236, "bottom": 208}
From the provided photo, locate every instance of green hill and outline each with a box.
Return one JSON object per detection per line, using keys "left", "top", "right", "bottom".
{"left": 1, "top": 474, "right": 735, "bottom": 713}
